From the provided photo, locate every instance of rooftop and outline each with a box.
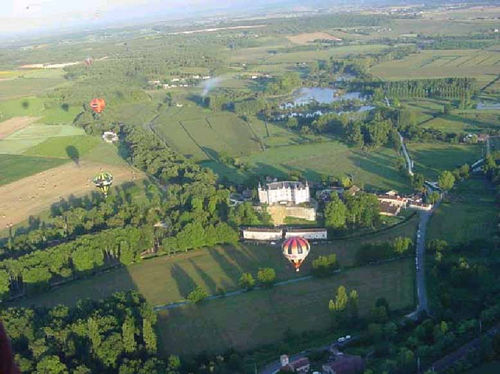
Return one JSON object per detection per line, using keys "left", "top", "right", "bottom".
{"left": 263, "top": 181, "right": 307, "bottom": 190}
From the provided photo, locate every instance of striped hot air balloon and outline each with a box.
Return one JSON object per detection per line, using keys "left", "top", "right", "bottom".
{"left": 282, "top": 236, "right": 310, "bottom": 272}
{"left": 89, "top": 98, "right": 106, "bottom": 114}
{"left": 93, "top": 172, "right": 113, "bottom": 197}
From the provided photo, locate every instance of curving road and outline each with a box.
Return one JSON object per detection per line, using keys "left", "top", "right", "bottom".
{"left": 399, "top": 131, "right": 414, "bottom": 176}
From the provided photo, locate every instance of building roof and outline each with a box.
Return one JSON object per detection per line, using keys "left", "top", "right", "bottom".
{"left": 289, "top": 357, "right": 310, "bottom": 370}
{"left": 263, "top": 181, "right": 307, "bottom": 190}
{"left": 287, "top": 227, "right": 327, "bottom": 233}
{"left": 379, "top": 202, "right": 401, "bottom": 215}
{"left": 243, "top": 227, "right": 282, "bottom": 233}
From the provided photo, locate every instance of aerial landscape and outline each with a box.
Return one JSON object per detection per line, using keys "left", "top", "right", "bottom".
{"left": 0, "top": 0, "right": 498, "bottom": 373}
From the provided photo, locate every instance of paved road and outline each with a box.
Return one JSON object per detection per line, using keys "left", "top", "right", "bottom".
{"left": 415, "top": 210, "right": 431, "bottom": 315}
{"left": 398, "top": 131, "right": 414, "bottom": 176}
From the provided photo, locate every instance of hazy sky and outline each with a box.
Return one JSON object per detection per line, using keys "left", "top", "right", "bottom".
{"left": 0, "top": 0, "right": 237, "bottom": 35}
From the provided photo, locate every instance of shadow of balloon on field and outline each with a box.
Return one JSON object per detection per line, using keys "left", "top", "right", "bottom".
{"left": 66, "top": 145, "right": 80, "bottom": 166}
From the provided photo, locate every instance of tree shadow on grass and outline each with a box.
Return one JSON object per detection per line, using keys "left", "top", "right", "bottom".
{"left": 171, "top": 264, "right": 197, "bottom": 298}
{"left": 189, "top": 259, "right": 218, "bottom": 294}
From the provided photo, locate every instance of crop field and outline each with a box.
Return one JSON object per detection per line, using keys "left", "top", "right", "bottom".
{"left": 0, "top": 69, "right": 67, "bottom": 100}
{"left": 370, "top": 49, "right": 500, "bottom": 86}
{"left": 157, "top": 259, "right": 414, "bottom": 355}
{"left": 0, "top": 96, "right": 81, "bottom": 124}
{"left": 23, "top": 135, "right": 101, "bottom": 159}
{"left": 0, "top": 116, "right": 39, "bottom": 139}
{"left": 287, "top": 32, "right": 343, "bottom": 44}
{"left": 407, "top": 143, "right": 482, "bottom": 180}
{"left": 153, "top": 108, "right": 262, "bottom": 160}
{"left": 0, "top": 157, "right": 142, "bottom": 228}
{"left": 0, "top": 154, "right": 67, "bottom": 185}
{"left": 427, "top": 178, "right": 497, "bottom": 245}
{"left": 12, "top": 213, "right": 418, "bottom": 309}
{"left": 0, "top": 124, "right": 86, "bottom": 155}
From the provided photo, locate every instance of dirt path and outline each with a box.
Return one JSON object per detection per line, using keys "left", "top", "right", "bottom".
{"left": 0, "top": 116, "right": 40, "bottom": 139}
{"left": 0, "top": 160, "right": 142, "bottom": 227}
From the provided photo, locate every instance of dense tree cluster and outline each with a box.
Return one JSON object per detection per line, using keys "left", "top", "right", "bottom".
{"left": 1, "top": 291, "right": 180, "bottom": 374}
{"left": 382, "top": 78, "right": 477, "bottom": 100}
{"left": 324, "top": 191, "right": 381, "bottom": 232}
{"left": 311, "top": 254, "right": 339, "bottom": 277}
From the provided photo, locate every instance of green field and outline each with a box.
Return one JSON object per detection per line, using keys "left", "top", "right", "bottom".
{"left": 11, "top": 214, "right": 418, "bottom": 309}
{"left": 235, "top": 141, "right": 409, "bottom": 191}
{"left": 0, "top": 69, "right": 67, "bottom": 100}
{"left": 157, "top": 259, "right": 414, "bottom": 355}
{"left": 407, "top": 143, "right": 482, "bottom": 180}
{"left": 0, "top": 154, "right": 67, "bottom": 185}
{"left": 427, "top": 178, "right": 497, "bottom": 245}
{"left": 370, "top": 49, "right": 500, "bottom": 86}
{"left": 23, "top": 135, "right": 101, "bottom": 159}
{"left": 0, "top": 96, "right": 81, "bottom": 124}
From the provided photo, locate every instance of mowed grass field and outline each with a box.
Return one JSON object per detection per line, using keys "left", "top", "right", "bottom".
{"left": 370, "top": 49, "right": 500, "bottom": 86}
{"left": 157, "top": 259, "right": 414, "bottom": 355}
{"left": 238, "top": 141, "right": 410, "bottom": 191}
{"left": 0, "top": 96, "right": 81, "bottom": 124}
{"left": 12, "top": 213, "right": 418, "bottom": 309}
{"left": 407, "top": 143, "right": 482, "bottom": 180}
{"left": 0, "top": 69, "right": 68, "bottom": 100}
{"left": 427, "top": 178, "right": 497, "bottom": 245}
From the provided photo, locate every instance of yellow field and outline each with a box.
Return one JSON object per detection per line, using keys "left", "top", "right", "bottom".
{"left": 0, "top": 160, "right": 143, "bottom": 227}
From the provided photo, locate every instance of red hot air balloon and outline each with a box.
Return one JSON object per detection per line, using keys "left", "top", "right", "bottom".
{"left": 282, "top": 236, "right": 310, "bottom": 272}
{"left": 89, "top": 98, "right": 106, "bottom": 114}
{"left": 84, "top": 57, "right": 93, "bottom": 67}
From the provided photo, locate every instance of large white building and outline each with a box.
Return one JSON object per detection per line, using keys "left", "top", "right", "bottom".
{"left": 258, "top": 181, "right": 310, "bottom": 205}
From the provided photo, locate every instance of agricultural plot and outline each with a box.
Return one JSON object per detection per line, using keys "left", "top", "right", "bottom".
{"left": 0, "top": 116, "right": 39, "bottom": 139}
{"left": 157, "top": 259, "right": 414, "bottom": 355}
{"left": 0, "top": 96, "right": 80, "bottom": 124}
{"left": 153, "top": 108, "right": 262, "bottom": 161}
{"left": 0, "top": 154, "right": 67, "bottom": 186}
{"left": 0, "top": 158, "right": 142, "bottom": 228}
{"left": 0, "top": 69, "right": 67, "bottom": 100}
{"left": 23, "top": 135, "right": 101, "bottom": 159}
{"left": 427, "top": 178, "right": 497, "bottom": 245}
{"left": 10, "top": 214, "right": 418, "bottom": 309}
{"left": 407, "top": 143, "right": 482, "bottom": 180}
{"left": 370, "top": 49, "right": 500, "bottom": 86}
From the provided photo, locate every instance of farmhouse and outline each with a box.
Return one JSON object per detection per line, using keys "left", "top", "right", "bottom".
{"left": 242, "top": 227, "right": 283, "bottom": 241}
{"left": 376, "top": 190, "right": 408, "bottom": 217}
{"left": 285, "top": 228, "right": 327, "bottom": 240}
{"left": 258, "top": 181, "right": 310, "bottom": 205}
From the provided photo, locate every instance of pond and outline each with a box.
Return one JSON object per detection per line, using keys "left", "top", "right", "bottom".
{"left": 281, "top": 87, "right": 365, "bottom": 109}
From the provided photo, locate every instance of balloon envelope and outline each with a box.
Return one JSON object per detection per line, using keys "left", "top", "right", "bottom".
{"left": 90, "top": 98, "right": 106, "bottom": 113}
{"left": 282, "top": 236, "right": 310, "bottom": 271}
{"left": 93, "top": 172, "right": 113, "bottom": 196}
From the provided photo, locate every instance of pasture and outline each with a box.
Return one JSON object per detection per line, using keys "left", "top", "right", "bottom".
{"left": 238, "top": 141, "right": 409, "bottom": 192}
{"left": 11, "top": 213, "right": 418, "bottom": 309}
{"left": 0, "top": 96, "right": 81, "bottom": 124}
{"left": 0, "top": 69, "right": 67, "bottom": 100}
{"left": 157, "top": 259, "right": 414, "bottom": 355}
{"left": 23, "top": 135, "right": 101, "bottom": 159}
{"left": 427, "top": 178, "right": 497, "bottom": 245}
{"left": 370, "top": 49, "right": 500, "bottom": 86}
{"left": 407, "top": 143, "right": 482, "bottom": 180}
{"left": 0, "top": 116, "right": 39, "bottom": 139}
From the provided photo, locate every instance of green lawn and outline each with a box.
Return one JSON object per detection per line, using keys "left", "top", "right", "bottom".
{"left": 157, "top": 259, "right": 415, "bottom": 355}
{"left": 427, "top": 178, "right": 497, "bottom": 245}
{"left": 0, "top": 154, "right": 67, "bottom": 185}
{"left": 407, "top": 142, "right": 482, "bottom": 180}
{"left": 23, "top": 135, "right": 101, "bottom": 159}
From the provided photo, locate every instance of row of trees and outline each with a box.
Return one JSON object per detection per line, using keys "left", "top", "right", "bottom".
{"left": 2, "top": 291, "right": 181, "bottom": 374}
{"left": 355, "top": 236, "right": 413, "bottom": 265}
{"left": 381, "top": 78, "right": 477, "bottom": 100}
